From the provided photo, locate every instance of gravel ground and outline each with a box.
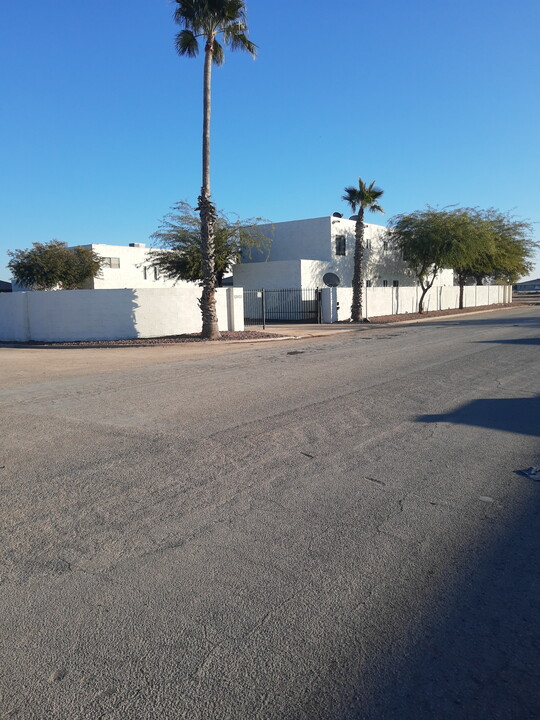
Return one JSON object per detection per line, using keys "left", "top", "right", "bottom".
{"left": 0, "top": 330, "right": 284, "bottom": 348}
{"left": 365, "top": 302, "right": 516, "bottom": 324}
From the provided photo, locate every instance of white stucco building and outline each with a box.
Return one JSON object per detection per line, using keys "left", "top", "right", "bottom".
{"left": 11, "top": 243, "right": 189, "bottom": 291}
{"left": 233, "top": 216, "right": 455, "bottom": 289}
{"left": 77, "top": 244, "right": 190, "bottom": 290}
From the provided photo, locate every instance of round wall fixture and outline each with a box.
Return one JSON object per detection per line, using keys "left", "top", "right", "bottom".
{"left": 323, "top": 272, "right": 341, "bottom": 287}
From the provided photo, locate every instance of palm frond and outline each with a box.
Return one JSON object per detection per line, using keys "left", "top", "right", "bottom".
{"left": 175, "top": 29, "right": 199, "bottom": 57}
{"left": 343, "top": 177, "right": 385, "bottom": 212}
{"left": 227, "top": 31, "right": 257, "bottom": 55}
{"left": 342, "top": 187, "right": 359, "bottom": 212}
{"left": 212, "top": 39, "right": 225, "bottom": 65}
{"left": 174, "top": 0, "right": 256, "bottom": 59}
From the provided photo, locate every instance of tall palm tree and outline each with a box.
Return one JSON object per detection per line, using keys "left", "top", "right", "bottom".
{"left": 342, "top": 178, "right": 384, "bottom": 322}
{"left": 174, "top": 0, "right": 256, "bottom": 339}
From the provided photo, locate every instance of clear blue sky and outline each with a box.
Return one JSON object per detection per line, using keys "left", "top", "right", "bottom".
{"left": 1, "top": 0, "right": 539, "bottom": 281}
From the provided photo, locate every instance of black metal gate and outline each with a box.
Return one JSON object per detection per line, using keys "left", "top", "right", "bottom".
{"left": 244, "top": 288, "right": 321, "bottom": 327}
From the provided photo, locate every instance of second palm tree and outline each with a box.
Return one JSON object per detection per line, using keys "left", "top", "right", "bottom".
{"left": 342, "top": 178, "right": 384, "bottom": 322}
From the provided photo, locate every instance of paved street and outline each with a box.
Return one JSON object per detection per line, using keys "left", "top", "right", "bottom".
{"left": 1, "top": 306, "right": 539, "bottom": 719}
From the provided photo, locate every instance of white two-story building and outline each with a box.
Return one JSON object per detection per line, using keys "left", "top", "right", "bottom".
{"left": 233, "top": 215, "right": 454, "bottom": 290}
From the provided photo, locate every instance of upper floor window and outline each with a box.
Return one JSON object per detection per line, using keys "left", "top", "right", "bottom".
{"left": 383, "top": 241, "right": 388, "bottom": 252}
{"left": 393, "top": 280, "right": 399, "bottom": 287}
{"left": 154, "top": 267, "right": 160, "bottom": 281}
{"left": 383, "top": 280, "right": 388, "bottom": 287}
{"left": 102, "top": 257, "right": 120, "bottom": 269}
{"left": 335, "top": 235, "right": 346, "bottom": 256}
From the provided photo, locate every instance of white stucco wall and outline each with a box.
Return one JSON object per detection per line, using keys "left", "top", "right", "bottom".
{"left": 0, "top": 293, "right": 30, "bottom": 341}
{"left": 233, "top": 260, "right": 302, "bottom": 289}
{"left": 247, "top": 217, "right": 332, "bottom": 263}
{"left": 322, "top": 285, "right": 509, "bottom": 322}
{"left": 0, "top": 288, "right": 242, "bottom": 342}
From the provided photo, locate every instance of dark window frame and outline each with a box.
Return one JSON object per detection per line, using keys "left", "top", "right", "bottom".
{"left": 335, "top": 235, "right": 346, "bottom": 256}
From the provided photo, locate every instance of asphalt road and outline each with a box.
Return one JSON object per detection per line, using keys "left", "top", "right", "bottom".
{"left": 1, "top": 306, "right": 539, "bottom": 719}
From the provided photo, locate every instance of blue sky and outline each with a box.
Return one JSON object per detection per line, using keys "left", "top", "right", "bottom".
{"left": 1, "top": 0, "right": 539, "bottom": 281}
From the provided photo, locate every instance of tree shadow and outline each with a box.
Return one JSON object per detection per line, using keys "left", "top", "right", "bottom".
{"left": 334, "top": 486, "right": 540, "bottom": 719}
{"left": 317, "top": 397, "right": 540, "bottom": 718}
{"left": 417, "top": 395, "right": 540, "bottom": 437}
{"left": 476, "top": 337, "right": 540, "bottom": 346}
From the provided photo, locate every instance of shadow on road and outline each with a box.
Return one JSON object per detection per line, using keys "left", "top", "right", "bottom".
{"left": 337, "top": 484, "right": 540, "bottom": 719}
{"left": 417, "top": 395, "right": 540, "bottom": 437}
{"left": 330, "top": 398, "right": 540, "bottom": 718}
{"left": 476, "top": 337, "right": 540, "bottom": 345}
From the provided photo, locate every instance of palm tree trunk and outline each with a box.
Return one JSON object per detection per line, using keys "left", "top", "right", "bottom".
{"left": 199, "top": 37, "right": 220, "bottom": 340}
{"left": 350, "top": 210, "right": 365, "bottom": 322}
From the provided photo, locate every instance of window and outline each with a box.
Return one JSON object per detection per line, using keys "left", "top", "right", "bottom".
{"left": 366, "top": 280, "right": 372, "bottom": 287}
{"left": 383, "top": 241, "right": 388, "bottom": 252}
{"left": 154, "top": 267, "right": 160, "bottom": 281}
{"left": 383, "top": 280, "right": 388, "bottom": 287}
{"left": 102, "top": 257, "right": 120, "bottom": 269}
{"left": 335, "top": 235, "right": 346, "bottom": 256}
{"left": 143, "top": 267, "right": 148, "bottom": 280}
{"left": 393, "top": 280, "right": 399, "bottom": 288}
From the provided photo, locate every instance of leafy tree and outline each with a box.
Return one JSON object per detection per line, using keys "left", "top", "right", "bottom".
{"left": 389, "top": 208, "right": 462, "bottom": 313}
{"left": 439, "top": 208, "right": 492, "bottom": 309}
{"left": 342, "top": 178, "right": 384, "bottom": 321}
{"left": 148, "top": 201, "right": 270, "bottom": 286}
{"left": 173, "top": 0, "right": 256, "bottom": 340}
{"left": 7, "top": 240, "right": 102, "bottom": 291}
{"left": 390, "top": 206, "right": 537, "bottom": 312}
{"left": 461, "top": 209, "right": 536, "bottom": 286}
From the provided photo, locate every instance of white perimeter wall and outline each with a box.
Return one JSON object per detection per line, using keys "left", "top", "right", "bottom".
{"left": 322, "top": 285, "right": 512, "bottom": 322}
{"left": 0, "top": 287, "right": 243, "bottom": 342}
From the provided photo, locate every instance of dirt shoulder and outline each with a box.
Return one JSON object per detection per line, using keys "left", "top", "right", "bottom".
{"left": 365, "top": 302, "right": 517, "bottom": 324}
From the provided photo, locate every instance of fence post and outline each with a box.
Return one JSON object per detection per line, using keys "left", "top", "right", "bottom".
{"left": 365, "top": 284, "right": 368, "bottom": 321}
{"left": 261, "top": 289, "right": 266, "bottom": 329}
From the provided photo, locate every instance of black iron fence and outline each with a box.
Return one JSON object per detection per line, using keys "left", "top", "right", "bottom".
{"left": 244, "top": 288, "right": 321, "bottom": 327}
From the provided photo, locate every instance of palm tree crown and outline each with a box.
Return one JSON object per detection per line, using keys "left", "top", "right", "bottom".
{"left": 174, "top": 0, "right": 256, "bottom": 65}
{"left": 342, "top": 179, "right": 384, "bottom": 216}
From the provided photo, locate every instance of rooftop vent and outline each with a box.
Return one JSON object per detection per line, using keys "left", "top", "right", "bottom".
{"left": 129, "top": 243, "right": 146, "bottom": 248}
{"left": 332, "top": 212, "right": 343, "bottom": 218}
